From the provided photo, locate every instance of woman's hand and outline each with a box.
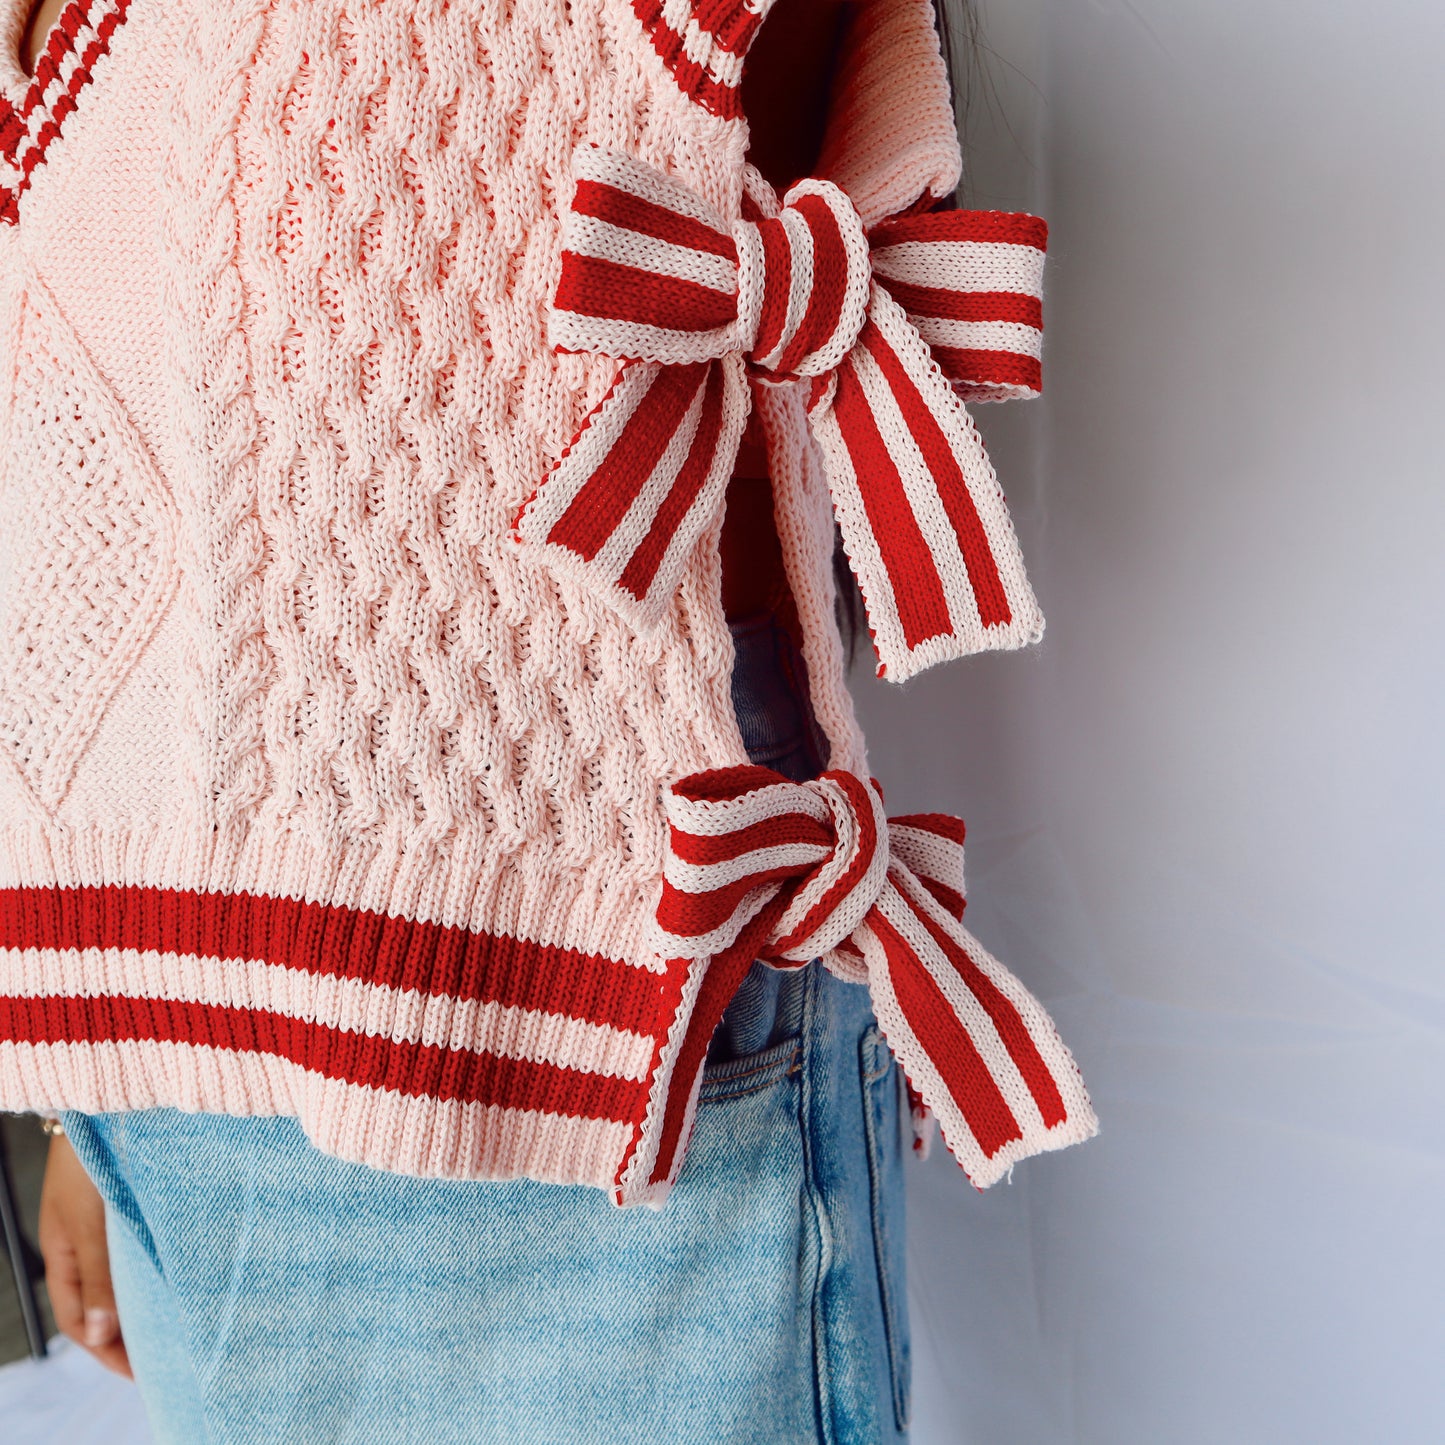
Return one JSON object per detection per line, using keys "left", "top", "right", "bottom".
{"left": 38, "top": 1132, "right": 133, "bottom": 1378}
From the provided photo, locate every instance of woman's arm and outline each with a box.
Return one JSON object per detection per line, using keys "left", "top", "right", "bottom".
{"left": 39, "top": 1132, "right": 133, "bottom": 1377}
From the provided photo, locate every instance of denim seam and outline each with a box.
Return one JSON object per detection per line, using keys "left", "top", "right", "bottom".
{"left": 698, "top": 1046, "right": 803, "bottom": 1102}
{"left": 859, "top": 1030, "right": 911, "bottom": 1434}
{"left": 797, "top": 964, "right": 839, "bottom": 1445}
{"left": 68, "top": 1113, "right": 223, "bottom": 1444}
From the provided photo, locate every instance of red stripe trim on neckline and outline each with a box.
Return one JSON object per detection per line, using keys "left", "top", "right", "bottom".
{"left": 0, "top": 0, "right": 131, "bottom": 224}
{"left": 629, "top": 0, "right": 751, "bottom": 121}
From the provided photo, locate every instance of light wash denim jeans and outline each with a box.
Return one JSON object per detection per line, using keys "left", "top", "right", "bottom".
{"left": 64, "top": 616, "right": 912, "bottom": 1444}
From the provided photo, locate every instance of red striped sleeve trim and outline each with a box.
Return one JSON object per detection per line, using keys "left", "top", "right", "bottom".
{"left": 0, "top": 885, "right": 667, "bottom": 1036}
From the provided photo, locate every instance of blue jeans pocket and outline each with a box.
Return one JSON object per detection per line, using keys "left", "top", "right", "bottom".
{"left": 698, "top": 1035, "right": 802, "bottom": 1103}
{"left": 860, "top": 1026, "right": 912, "bottom": 1432}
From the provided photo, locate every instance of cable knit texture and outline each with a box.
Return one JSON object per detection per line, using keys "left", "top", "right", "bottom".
{"left": 0, "top": 0, "right": 1013, "bottom": 1205}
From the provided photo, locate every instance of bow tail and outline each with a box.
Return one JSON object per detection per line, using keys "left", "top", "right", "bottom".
{"left": 806, "top": 283, "right": 1046, "bottom": 682}
{"left": 857, "top": 867, "right": 1097, "bottom": 1188}
{"left": 514, "top": 356, "right": 750, "bottom": 628}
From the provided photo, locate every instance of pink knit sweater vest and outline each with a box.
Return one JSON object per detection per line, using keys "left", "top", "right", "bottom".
{"left": 0, "top": 0, "right": 1087, "bottom": 1205}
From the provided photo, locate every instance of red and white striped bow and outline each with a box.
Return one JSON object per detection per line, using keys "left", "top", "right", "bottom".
{"left": 654, "top": 766, "right": 1097, "bottom": 1187}
{"left": 515, "top": 146, "right": 1049, "bottom": 682}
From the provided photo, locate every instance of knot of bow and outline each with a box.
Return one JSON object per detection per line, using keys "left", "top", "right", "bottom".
{"left": 514, "top": 146, "right": 1050, "bottom": 682}
{"left": 651, "top": 765, "right": 1096, "bottom": 1188}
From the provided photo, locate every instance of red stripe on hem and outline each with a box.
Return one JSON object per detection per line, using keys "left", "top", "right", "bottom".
{"left": 0, "top": 993, "right": 651, "bottom": 1122}
{"left": 0, "top": 885, "right": 668, "bottom": 1036}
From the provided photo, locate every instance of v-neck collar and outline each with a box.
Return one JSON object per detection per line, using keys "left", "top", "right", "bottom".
{"left": 0, "top": 0, "right": 132, "bottom": 223}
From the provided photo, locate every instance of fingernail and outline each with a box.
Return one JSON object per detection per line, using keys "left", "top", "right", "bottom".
{"left": 83, "top": 1308, "right": 117, "bottom": 1347}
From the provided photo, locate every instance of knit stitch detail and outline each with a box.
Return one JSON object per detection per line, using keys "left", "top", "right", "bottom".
{"left": 0, "top": 264, "right": 179, "bottom": 813}
{"left": 0, "top": 0, "right": 1086, "bottom": 1202}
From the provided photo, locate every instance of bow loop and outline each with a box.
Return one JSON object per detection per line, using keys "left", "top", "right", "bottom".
{"left": 742, "top": 179, "right": 872, "bottom": 379}
{"left": 652, "top": 765, "right": 1098, "bottom": 1189}
{"left": 518, "top": 146, "right": 1050, "bottom": 681}
{"left": 764, "top": 771, "right": 890, "bottom": 963}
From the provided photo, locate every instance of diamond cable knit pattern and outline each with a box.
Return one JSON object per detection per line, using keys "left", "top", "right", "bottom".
{"left": 0, "top": 0, "right": 1093, "bottom": 1204}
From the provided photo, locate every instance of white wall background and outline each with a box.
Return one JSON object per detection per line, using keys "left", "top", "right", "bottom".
{"left": 852, "top": 2, "right": 1445, "bottom": 1440}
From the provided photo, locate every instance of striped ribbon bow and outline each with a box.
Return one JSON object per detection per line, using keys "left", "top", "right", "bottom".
{"left": 515, "top": 146, "right": 1049, "bottom": 682}
{"left": 654, "top": 766, "right": 1096, "bottom": 1187}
